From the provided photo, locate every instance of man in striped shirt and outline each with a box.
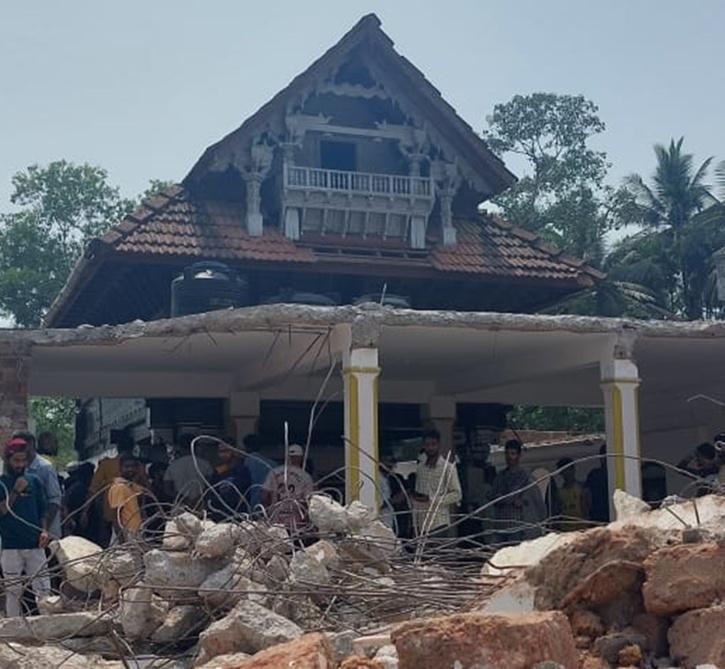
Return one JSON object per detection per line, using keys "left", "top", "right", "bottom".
{"left": 412, "top": 430, "right": 462, "bottom": 538}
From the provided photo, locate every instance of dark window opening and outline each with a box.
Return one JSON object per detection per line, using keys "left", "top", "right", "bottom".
{"left": 321, "top": 141, "right": 357, "bottom": 171}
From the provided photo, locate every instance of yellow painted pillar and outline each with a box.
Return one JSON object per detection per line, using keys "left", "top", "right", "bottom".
{"left": 343, "top": 347, "right": 380, "bottom": 508}
{"left": 600, "top": 357, "right": 642, "bottom": 502}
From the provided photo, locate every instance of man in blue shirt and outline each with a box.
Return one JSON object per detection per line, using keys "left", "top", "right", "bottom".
{"left": 13, "top": 431, "right": 62, "bottom": 539}
{"left": 0, "top": 437, "right": 51, "bottom": 616}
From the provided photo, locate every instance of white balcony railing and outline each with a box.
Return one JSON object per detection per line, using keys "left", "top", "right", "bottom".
{"left": 285, "top": 165, "right": 433, "bottom": 198}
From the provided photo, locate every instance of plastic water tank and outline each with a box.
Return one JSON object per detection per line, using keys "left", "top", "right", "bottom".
{"left": 171, "top": 262, "right": 249, "bottom": 316}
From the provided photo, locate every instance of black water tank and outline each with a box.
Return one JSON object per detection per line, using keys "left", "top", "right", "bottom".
{"left": 171, "top": 262, "right": 249, "bottom": 316}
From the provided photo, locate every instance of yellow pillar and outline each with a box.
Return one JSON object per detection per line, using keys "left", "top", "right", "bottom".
{"left": 601, "top": 357, "right": 642, "bottom": 502}
{"left": 343, "top": 347, "right": 380, "bottom": 508}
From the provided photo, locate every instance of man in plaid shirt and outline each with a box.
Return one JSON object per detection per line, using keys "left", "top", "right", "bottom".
{"left": 412, "top": 429, "right": 462, "bottom": 538}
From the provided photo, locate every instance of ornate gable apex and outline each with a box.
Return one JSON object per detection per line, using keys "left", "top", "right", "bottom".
{"left": 184, "top": 14, "right": 516, "bottom": 200}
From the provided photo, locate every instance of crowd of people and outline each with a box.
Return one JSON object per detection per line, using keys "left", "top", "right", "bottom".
{"left": 1, "top": 425, "right": 725, "bottom": 617}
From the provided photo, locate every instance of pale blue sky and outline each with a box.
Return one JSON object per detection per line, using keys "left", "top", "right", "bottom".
{"left": 1, "top": 1, "right": 723, "bottom": 207}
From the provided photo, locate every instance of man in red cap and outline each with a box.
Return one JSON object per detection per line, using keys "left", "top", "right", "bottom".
{"left": 0, "top": 437, "right": 51, "bottom": 616}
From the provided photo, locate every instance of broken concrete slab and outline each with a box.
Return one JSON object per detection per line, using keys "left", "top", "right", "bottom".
{"left": 560, "top": 560, "right": 644, "bottom": 609}
{"left": 309, "top": 494, "right": 349, "bottom": 534}
{"left": 613, "top": 489, "right": 651, "bottom": 521}
{"left": 481, "top": 532, "right": 580, "bottom": 578}
{"left": 198, "top": 600, "right": 303, "bottom": 660}
{"left": 0, "top": 611, "right": 111, "bottom": 642}
{"left": 478, "top": 579, "right": 537, "bottom": 615}
{"left": 144, "top": 548, "right": 224, "bottom": 600}
{"left": 215, "top": 632, "right": 334, "bottom": 669}
{"left": 119, "top": 583, "right": 160, "bottom": 640}
{"left": 50, "top": 535, "right": 102, "bottom": 592}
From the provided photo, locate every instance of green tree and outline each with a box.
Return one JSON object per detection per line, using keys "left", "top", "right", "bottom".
{"left": 483, "top": 93, "right": 634, "bottom": 263}
{"left": 0, "top": 161, "right": 134, "bottom": 326}
{"left": 619, "top": 138, "right": 718, "bottom": 319}
{"left": 0, "top": 161, "right": 171, "bottom": 327}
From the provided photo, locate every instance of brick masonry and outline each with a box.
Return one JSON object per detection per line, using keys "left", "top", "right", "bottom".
{"left": 0, "top": 344, "right": 31, "bottom": 446}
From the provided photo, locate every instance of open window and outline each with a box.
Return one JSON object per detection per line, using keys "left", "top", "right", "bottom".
{"left": 320, "top": 140, "right": 357, "bottom": 171}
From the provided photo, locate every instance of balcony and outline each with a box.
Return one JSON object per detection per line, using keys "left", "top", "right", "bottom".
{"left": 281, "top": 164, "right": 436, "bottom": 247}
{"left": 285, "top": 165, "right": 433, "bottom": 199}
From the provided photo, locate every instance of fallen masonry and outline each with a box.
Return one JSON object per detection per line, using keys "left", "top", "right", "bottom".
{"left": 2, "top": 491, "right": 724, "bottom": 668}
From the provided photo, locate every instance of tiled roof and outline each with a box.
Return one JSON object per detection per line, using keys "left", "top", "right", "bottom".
{"left": 96, "top": 186, "right": 601, "bottom": 286}
{"left": 98, "top": 186, "right": 315, "bottom": 264}
{"left": 432, "top": 216, "right": 604, "bottom": 284}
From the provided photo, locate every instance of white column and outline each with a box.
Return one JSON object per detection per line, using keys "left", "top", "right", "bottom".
{"left": 343, "top": 347, "right": 380, "bottom": 509}
{"left": 600, "top": 357, "right": 642, "bottom": 502}
{"left": 243, "top": 173, "right": 264, "bottom": 237}
{"left": 229, "top": 392, "right": 260, "bottom": 444}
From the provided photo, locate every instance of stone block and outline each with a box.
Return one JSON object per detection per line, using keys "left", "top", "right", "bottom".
{"left": 643, "top": 543, "right": 725, "bottom": 615}
{"left": 152, "top": 604, "right": 207, "bottom": 643}
{"left": 198, "top": 600, "right": 302, "bottom": 659}
{"left": 196, "top": 523, "right": 242, "bottom": 558}
{"left": 0, "top": 612, "right": 111, "bottom": 642}
{"left": 391, "top": 611, "right": 578, "bottom": 669}
{"left": 668, "top": 605, "right": 725, "bottom": 669}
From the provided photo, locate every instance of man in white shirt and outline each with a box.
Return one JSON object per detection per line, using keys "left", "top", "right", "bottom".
{"left": 412, "top": 429, "right": 462, "bottom": 538}
{"left": 261, "top": 444, "right": 314, "bottom": 535}
{"left": 164, "top": 434, "right": 213, "bottom": 507}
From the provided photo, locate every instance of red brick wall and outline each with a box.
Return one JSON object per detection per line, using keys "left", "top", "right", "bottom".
{"left": 0, "top": 345, "right": 31, "bottom": 447}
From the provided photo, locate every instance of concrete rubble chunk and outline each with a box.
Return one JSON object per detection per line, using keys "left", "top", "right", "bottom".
{"left": 374, "top": 644, "right": 399, "bottom": 669}
{"left": 98, "top": 548, "right": 141, "bottom": 586}
{"left": 345, "top": 500, "right": 375, "bottom": 531}
{"left": 0, "top": 642, "right": 119, "bottom": 669}
{"left": 592, "top": 631, "right": 648, "bottom": 664}
{"left": 327, "top": 629, "right": 357, "bottom": 662}
{"left": 196, "top": 522, "right": 242, "bottom": 558}
{"left": 199, "top": 563, "right": 258, "bottom": 608}
{"left": 526, "top": 526, "right": 665, "bottom": 609}
{"left": 290, "top": 549, "right": 331, "bottom": 586}
{"left": 50, "top": 535, "right": 103, "bottom": 592}
{"left": 481, "top": 532, "right": 580, "bottom": 577}
{"left": 631, "top": 612, "right": 669, "bottom": 658}
{"left": 609, "top": 493, "right": 725, "bottom": 533}
{"left": 304, "top": 538, "right": 340, "bottom": 569}
{"left": 152, "top": 604, "right": 207, "bottom": 643}
{"left": 353, "top": 632, "right": 391, "bottom": 657}
{"left": 195, "top": 651, "right": 251, "bottom": 668}
{"left": 560, "top": 560, "right": 644, "bottom": 609}
{"left": 668, "top": 605, "right": 725, "bottom": 669}
{"left": 340, "top": 657, "right": 385, "bottom": 668}
{"left": 119, "top": 583, "right": 162, "bottom": 640}
{"left": 0, "top": 611, "right": 111, "bottom": 642}
{"left": 309, "top": 494, "right": 349, "bottom": 533}
{"left": 613, "top": 489, "right": 651, "bottom": 521}
{"left": 164, "top": 512, "right": 203, "bottom": 551}
{"left": 643, "top": 542, "right": 725, "bottom": 616}
{"left": 145, "top": 548, "right": 224, "bottom": 599}
{"left": 478, "top": 579, "right": 536, "bottom": 615}
{"left": 391, "top": 611, "right": 578, "bottom": 669}
{"left": 206, "top": 632, "right": 334, "bottom": 669}
{"left": 568, "top": 609, "right": 605, "bottom": 639}
{"left": 198, "top": 599, "right": 303, "bottom": 660}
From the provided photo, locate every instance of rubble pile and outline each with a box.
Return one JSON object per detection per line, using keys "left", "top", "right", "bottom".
{"left": 478, "top": 492, "right": 725, "bottom": 669}
{"left": 2, "top": 492, "right": 724, "bottom": 668}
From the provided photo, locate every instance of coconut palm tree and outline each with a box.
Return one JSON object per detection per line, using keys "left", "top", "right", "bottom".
{"left": 621, "top": 138, "right": 716, "bottom": 319}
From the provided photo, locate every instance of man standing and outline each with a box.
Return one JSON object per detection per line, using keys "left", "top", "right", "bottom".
{"left": 261, "top": 444, "right": 314, "bottom": 535}
{"left": 0, "top": 438, "right": 51, "bottom": 616}
{"left": 13, "top": 431, "right": 62, "bottom": 541}
{"left": 412, "top": 430, "right": 462, "bottom": 538}
{"left": 107, "top": 453, "right": 146, "bottom": 543}
{"left": 585, "top": 444, "right": 610, "bottom": 523}
{"left": 490, "top": 439, "right": 545, "bottom": 543}
{"left": 86, "top": 435, "right": 148, "bottom": 545}
{"left": 164, "top": 434, "right": 213, "bottom": 507}
{"left": 210, "top": 440, "right": 251, "bottom": 519}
